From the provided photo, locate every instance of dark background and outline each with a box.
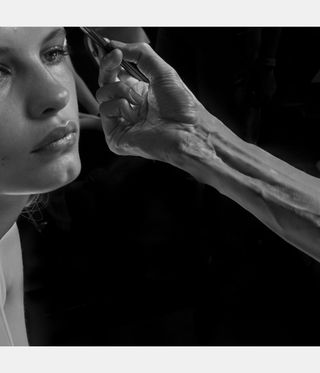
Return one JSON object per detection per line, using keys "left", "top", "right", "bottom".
{"left": 22, "top": 28, "right": 320, "bottom": 346}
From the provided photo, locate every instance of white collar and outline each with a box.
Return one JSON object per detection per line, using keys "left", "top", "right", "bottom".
{"left": 0, "top": 223, "right": 18, "bottom": 346}
{"left": 0, "top": 223, "right": 17, "bottom": 245}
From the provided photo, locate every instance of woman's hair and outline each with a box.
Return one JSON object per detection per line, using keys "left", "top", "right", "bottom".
{"left": 26, "top": 193, "right": 47, "bottom": 206}
{"left": 21, "top": 194, "right": 49, "bottom": 231}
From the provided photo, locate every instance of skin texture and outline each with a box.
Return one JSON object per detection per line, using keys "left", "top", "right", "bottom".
{"left": 0, "top": 27, "right": 82, "bottom": 345}
{"left": 97, "top": 41, "right": 320, "bottom": 263}
{"left": 0, "top": 27, "right": 81, "bottom": 238}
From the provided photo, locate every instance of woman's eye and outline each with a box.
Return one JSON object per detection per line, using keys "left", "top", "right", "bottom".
{"left": 42, "top": 45, "right": 70, "bottom": 65}
{"left": 0, "top": 66, "right": 10, "bottom": 83}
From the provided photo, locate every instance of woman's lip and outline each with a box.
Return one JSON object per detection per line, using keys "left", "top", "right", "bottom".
{"left": 31, "top": 120, "right": 77, "bottom": 153}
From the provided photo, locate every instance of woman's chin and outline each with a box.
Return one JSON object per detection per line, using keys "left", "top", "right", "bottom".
{"left": 0, "top": 152, "right": 82, "bottom": 195}
{"left": 24, "top": 156, "right": 82, "bottom": 194}
{"left": 50, "top": 164, "right": 81, "bottom": 191}
{"left": 40, "top": 160, "right": 82, "bottom": 193}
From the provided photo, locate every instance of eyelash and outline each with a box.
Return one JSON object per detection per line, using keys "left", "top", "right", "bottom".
{"left": 0, "top": 42, "right": 71, "bottom": 83}
{"left": 0, "top": 65, "right": 10, "bottom": 83}
{"left": 42, "top": 44, "right": 70, "bottom": 65}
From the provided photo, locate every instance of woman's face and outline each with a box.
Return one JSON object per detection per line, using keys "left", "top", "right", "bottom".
{"left": 0, "top": 27, "right": 81, "bottom": 195}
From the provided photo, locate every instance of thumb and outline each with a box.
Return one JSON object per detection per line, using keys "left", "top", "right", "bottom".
{"left": 98, "top": 48, "right": 123, "bottom": 86}
{"left": 110, "top": 41, "right": 174, "bottom": 81}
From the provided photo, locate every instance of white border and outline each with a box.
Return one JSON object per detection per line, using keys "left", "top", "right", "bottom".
{"left": 1, "top": 2, "right": 320, "bottom": 372}
{"left": 1, "top": 0, "right": 320, "bottom": 26}
{"left": 1, "top": 347, "right": 320, "bottom": 373}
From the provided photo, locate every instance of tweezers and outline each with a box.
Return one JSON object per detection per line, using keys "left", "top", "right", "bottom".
{"left": 80, "top": 27, "right": 149, "bottom": 83}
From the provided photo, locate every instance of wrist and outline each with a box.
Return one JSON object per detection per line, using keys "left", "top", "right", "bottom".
{"left": 174, "top": 107, "right": 244, "bottom": 165}
{"left": 168, "top": 107, "right": 216, "bottom": 166}
{"left": 170, "top": 107, "right": 266, "bottom": 193}
{"left": 169, "top": 107, "right": 237, "bottom": 179}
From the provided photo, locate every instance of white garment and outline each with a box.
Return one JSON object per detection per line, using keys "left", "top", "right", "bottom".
{"left": 0, "top": 223, "right": 29, "bottom": 346}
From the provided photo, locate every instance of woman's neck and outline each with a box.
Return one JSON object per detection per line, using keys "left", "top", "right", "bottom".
{"left": 0, "top": 195, "right": 30, "bottom": 239}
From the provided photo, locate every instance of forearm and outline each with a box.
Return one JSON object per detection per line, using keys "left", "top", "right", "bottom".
{"left": 174, "top": 110, "right": 320, "bottom": 261}
{"left": 97, "top": 40, "right": 320, "bottom": 261}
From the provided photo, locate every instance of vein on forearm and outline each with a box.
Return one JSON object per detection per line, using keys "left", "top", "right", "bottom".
{"left": 179, "top": 120, "right": 320, "bottom": 258}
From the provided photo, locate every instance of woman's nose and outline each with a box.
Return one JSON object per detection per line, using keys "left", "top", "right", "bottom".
{"left": 26, "top": 66, "right": 70, "bottom": 119}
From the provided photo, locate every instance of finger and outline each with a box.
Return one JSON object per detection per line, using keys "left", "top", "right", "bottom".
{"left": 109, "top": 41, "right": 174, "bottom": 81}
{"left": 100, "top": 115, "right": 124, "bottom": 142}
{"left": 96, "top": 81, "right": 144, "bottom": 105}
{"left": 99, "top": 98, "right": 139, "bottom": 131}
{"left": 99, "top": 100, "right": 133, "bottom": 147}
{"left": 98, "top": 49, "right": 123, "bottom": 86}
{"left": 100, "top": 115, "right": 132, "bottom": 156}
{"left": 118, "top": 68, "right": 140, "bottom": 86}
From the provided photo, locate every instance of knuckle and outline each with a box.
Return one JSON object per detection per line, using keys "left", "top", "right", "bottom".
{"left": 143, "top": 43, "right": 153, "bottom": 56}
{"left": 96, "top": 87, "right": 104, "bottom": 103}
{"left": 133, "top": 42, "right": 151, "bottom": 54}
{"left": 139, "top": 42, "right": 151, "bottom": 50}
{"left": 117, "top": 81, "right": 130, "bottom": 95}
{"left": 119, "top": 97, "right": 128, "bottom": 107}
{"left": 109, "top": 140, "right": 122, "bottom": 155}
{"left": 99, "top": 101, "right": 111, "bottom": 115}
{"left": 99, "top": 101, "right": 107, "bottom": 111}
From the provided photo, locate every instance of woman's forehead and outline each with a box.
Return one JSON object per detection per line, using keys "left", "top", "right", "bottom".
{"left": 0, "top": 27, "right": 65, "bottom": 49}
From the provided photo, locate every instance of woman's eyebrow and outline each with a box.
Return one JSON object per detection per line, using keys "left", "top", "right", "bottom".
{"left": 0, "top": 28, "right": 66, "bottom": 56}
{"left": 41, "top": 27, "right": 66, "bottom": 44}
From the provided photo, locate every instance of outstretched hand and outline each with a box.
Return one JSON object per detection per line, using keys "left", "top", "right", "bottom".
{"left": 96, "top": 41, "right": 209, "bottom": 164}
